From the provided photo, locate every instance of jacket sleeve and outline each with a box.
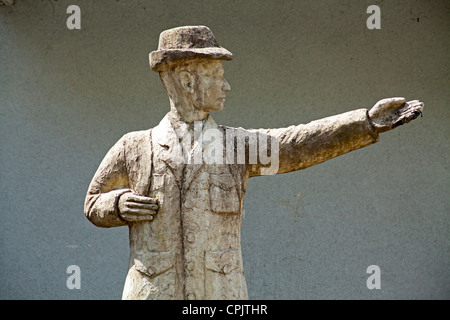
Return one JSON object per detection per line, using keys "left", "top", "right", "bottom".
{"left": 84, "top": 135, "right": 132, "bottom": 228}
{"left": 248, "top": 108, "right": 379, "bottom": 177}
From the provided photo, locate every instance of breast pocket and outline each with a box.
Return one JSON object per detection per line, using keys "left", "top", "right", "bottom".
{"left": 209, "top": 173, "right": 240, "bottom": 214}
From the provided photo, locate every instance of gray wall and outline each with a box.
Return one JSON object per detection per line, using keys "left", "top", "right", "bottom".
{"left": 1, "top": 0, "right": 448, "bottom": 299}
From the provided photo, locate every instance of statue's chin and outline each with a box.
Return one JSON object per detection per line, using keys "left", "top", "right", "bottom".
{"left": 195, "top": 104, "right": 224, "bottom": 113}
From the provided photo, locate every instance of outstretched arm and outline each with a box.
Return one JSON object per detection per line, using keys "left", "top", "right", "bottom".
{"left": 248, "top": 97, "right": 423, "bottom": 177}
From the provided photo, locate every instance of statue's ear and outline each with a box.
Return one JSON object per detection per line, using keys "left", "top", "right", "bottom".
{"left": 178, "top": 70, "right": 195, "bottom": 94}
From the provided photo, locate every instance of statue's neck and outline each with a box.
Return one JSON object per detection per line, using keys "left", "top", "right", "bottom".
{"left": 168, "top": 99, "right": 209, "bottom": 123}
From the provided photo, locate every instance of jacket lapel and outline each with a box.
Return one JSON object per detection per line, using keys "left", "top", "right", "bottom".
{"left": 182, "top": 115, "right": 221, "bottom": 192}
{"left": 133, "top": 131, "right": 153, "bottom": 196}
{"left": 152, "top": 114, "right": 242, "bottom": 195}
{"left": 152, "top": 115, "right": 185, "bottom": 184}
{"left": 122, "top": 130, "right": 153, "bottom": 196}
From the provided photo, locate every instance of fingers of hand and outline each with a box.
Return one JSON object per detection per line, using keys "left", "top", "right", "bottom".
{"left": 398, "top": 100, "right": 424, "bottom": 117}
{"left": 126, "top": 201, "right": 158, "bottom": 211}
{"left": 120, "top": 207, "right": 157, "bottom": 221}
{"left": 406, "top": 100, "right": 424, "bottom": 112}
{"left": 393, "top": 101, "right": 424, "bottom": 128}
{"left": 120, "top": 211, "right": 156, "bottom": 222}
{"left": 119, "top": 193, "right": 159, "bottom": 222}
{"left": 127, "top": 194, "right": 158, "bottom": 204}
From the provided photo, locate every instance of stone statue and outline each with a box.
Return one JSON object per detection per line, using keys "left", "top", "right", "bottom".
{"left": 84, "top": 26, "right": 423, "bottom": 300}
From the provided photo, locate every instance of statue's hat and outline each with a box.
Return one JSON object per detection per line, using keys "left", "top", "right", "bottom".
{"left": 149, "top": 26, "right": 233, "bottom": 72}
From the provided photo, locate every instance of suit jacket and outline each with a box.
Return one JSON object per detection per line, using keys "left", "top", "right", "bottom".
{"left": 84, "top": 109, "right": 379, "bottom": 299}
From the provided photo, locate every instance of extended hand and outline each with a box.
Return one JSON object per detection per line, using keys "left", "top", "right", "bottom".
{"left": 118, "top": 192, "right": 159, "bottom": 222}
{"left": 368, "top": 97, "right": 424, "bottom": 133}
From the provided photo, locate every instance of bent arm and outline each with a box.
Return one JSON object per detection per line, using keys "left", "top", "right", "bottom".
{"left": 84, "top": 136, "right": 131, "bottom": 228}
{"left": 249, "top": 108, "right": 379, "bottom": 176}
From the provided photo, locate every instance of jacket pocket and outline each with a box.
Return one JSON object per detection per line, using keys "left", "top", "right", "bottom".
{"left": 123, "top": 252, "right": 176, "bottom": 300}
{"left": 204, "top": 249, "right": 246, "bottom": 299}
{"left": 134, "top": 251, "right": 174, "bottom": 278}
{"left": 205, "top": 249, "right": 240, "bottom": 274}
{"left": 124, "top": 251, "right": 176, "bottom": 300}
{"left": 209, "top": 173, "right": 240, "bottom": 214}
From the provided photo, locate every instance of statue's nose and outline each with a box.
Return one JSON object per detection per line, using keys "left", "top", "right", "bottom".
{"left": 223, "top": 78, "right": 231, "bottom": 92}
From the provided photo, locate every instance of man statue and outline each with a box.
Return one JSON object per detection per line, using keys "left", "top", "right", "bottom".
{"left": 84, "top": 26, "right": 423, "bottom": 300}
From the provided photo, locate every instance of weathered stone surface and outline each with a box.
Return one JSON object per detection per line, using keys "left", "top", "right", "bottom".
{"left": 0, "top": 0, "right": 15, "bottom": 6}
{"left": 149, "top": 26, "right": 233, "bottom": 72}
{"left": 84, "top": 25, "right": 423, "bottom": 300}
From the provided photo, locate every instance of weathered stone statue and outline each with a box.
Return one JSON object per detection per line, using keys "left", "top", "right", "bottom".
{"left": 84, "top": 26, "right": 423, "bottom": 300}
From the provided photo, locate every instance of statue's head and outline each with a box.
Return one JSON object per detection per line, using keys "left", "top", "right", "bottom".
{"left": 150, "top": 26, "right": 232, "bottom": 113}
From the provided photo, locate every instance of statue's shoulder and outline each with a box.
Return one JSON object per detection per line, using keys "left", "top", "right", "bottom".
{"left": 218, "top": 125, "right": 262, "bottom": 139}
{"left": 218, "top": 124, "right": 249, "bottom": 134}
{"left": 119, "top": 129, "right": 152, "bottom": 147}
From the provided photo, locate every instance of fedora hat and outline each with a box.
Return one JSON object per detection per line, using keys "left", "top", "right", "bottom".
{"left": 149, "top": 26, "right": 233, "bottom": 72}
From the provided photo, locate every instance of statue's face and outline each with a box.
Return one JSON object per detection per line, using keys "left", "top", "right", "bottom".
{"left": 191, "top": 60, "right": 231, "bottom": 112}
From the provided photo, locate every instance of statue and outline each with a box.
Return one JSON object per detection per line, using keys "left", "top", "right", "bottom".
{"left": 84, "top": 26, "right": 423, "bottom": 300}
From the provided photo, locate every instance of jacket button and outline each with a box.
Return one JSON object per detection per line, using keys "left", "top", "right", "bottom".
{"left": 187, "top": 292, "right": 196, "bottom": 300}
{"left": 186, "top": 261, "right": 195, "bottom": 271}
{"left": 186, "top": 232, "right": 195, "bottom": 243}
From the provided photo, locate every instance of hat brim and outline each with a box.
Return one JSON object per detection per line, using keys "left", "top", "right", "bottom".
{"left": 149, "top": 47, "right": 233, "bottom": 72}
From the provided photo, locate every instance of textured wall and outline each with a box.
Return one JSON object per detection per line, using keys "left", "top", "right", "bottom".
{"left": 1, "top": 0, "right": 448, "bottom": 299}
